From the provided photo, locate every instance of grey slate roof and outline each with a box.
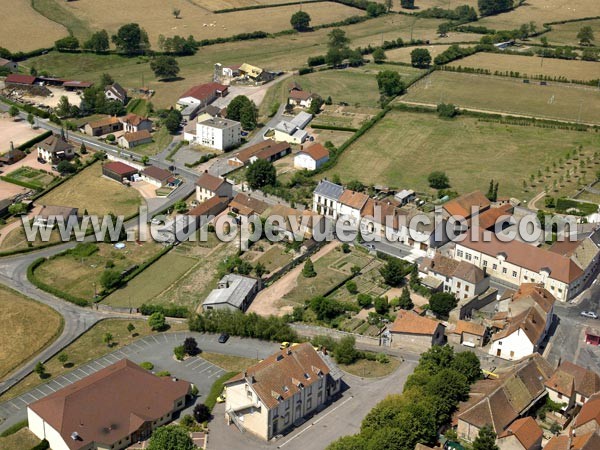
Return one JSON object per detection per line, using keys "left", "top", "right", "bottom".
{"left": 203, "top": 274, "right": 257, "bottom": 309}
{"left": 314, "top": 180, "right": 344, "bottom": 201}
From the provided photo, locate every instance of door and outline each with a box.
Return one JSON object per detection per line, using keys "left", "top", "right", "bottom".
{"left": 496, "top": 349, "right": 501, "bottom": 357}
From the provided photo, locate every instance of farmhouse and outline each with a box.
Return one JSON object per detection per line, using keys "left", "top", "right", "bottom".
{"left": 223, "top": 343, "right": 343, "bottom": 440}
{"left": 195, "top": 170, "right": 233, "bottom": 203}
{"left": 118, "top": 130, "right": 152, "bottom": 149}
{"left": 420, "top": 253, "right": 489, "bottom": 300}
{"left": 488, "top": 284, "right": 555, "bottom": 361}
{"left": 496, "top": 416, "right": 543, "bottom": 450}
{"left": 84, "top": 116, "right": 122, "bottom": 136}
{"left": 443, "top": 190, "right": 491, "bottom": 225}
{"left": 338, "top": 189, "right": 369, "bottom": 223}
{"left": 454, "top": 228, "right": 600, "bottom": 301}
{"left": 227, "top": 140, "right": 291, "bottom": 167}
{"left": 454, "top": 354, "right": 553, "bottom": 442}
{"left": 27, "top": 359, "right": 190, "bottom": 450}
{"left": 294, "top": 143, "right": 329, "bottom": 170}
{"left": 238, "top": 63, "right": 274, "bottom": 83}
{"left": 388, "top": 310, "right": 445, "bottom": 349}
{"left": 187, "top": 117, "right": 241, "bottom": 151}
{"left": 288, "top": 85, "right": 315, "bottom": 109}
{"left": 36, "top": 131, "right": 74, "bottom": 163}
{"left": 119, "top": 113, "right": 152, "bottom": 133}
{"left": 545, "top": 361, "right": 600, "bottom": 413}
{"left": 34, "top": 205, "right": 78, "bottom": 228}
{"left": 104, "top": 83, "right": 127, "bottom": 104}
{"left": 102, "top": 161, "right": 138, "bottom": 182}
{"left": 0, "top": 57, "right": 18, "bottom": 73}
{"left": 202, "top": 274, "right": 259, "bottom": 312}
{"left": 141, "top": 166, "right": 173, "bottom": 187}
{"left": 312, "top": 180, "right": 344, "bottom": 219}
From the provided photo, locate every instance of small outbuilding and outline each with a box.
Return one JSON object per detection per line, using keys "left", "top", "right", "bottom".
{"left": 102, "top": 161, "right": 138, "bottom": 182}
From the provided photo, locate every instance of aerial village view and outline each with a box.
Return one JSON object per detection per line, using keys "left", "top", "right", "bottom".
{"left": 0, "top": 0, "right": 600, "bottom": 449}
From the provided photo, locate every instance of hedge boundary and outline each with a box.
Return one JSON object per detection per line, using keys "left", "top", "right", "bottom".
{"left": 28, "top": 257, "right": 89, "bottom": 306}
{"left": 310, "top": 124, "right": 359, "bottom": 132}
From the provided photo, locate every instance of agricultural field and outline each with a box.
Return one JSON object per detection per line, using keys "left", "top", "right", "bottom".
{"left": 2, "top": 167, "right": 56, "bottom": 190}
{"left": 0, "top": 319, "right": 188, "bottom": 402}
{"left": 534, "top": 19, "right": 600, "bottom": 47}
{"left": 477, "top": 0, "right": 600, "bottom": 31}
{"left": 449, "top": 53, "right": 600, "bottom": 83}
{"left": 322, "top": 109, "right": 600, "bottom": 200}
{"left": 403, "top": 71, "right": 600, "bottom": 124}
{"left": 196, "top": 0, "right": 321, "bottom": 11}
{"left": 0, "top": 285, "right": 63, "bottom": 380}
{"left": 2, "top": 0, "right": 67, "bottom": 52}
{"left": 33, "top": 241, "right": 163, "bottom": 301}
{"left": 37, "top": 162, "right": 142, "bottom": 217}
{"left": 23, "top": 15, "right": 476, "bottom": 108}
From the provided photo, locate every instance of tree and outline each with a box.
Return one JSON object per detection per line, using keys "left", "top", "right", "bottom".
{"left": 399, "top": 287, "right": 413, "bottom": 310}
{"left": 27, "top": 113, "right": 35, "bottom": 128}
{"left": 374, "top": 296, "right": 389, "bottom": 315}
{"left": 127, "top": 322, "right": 136, "bottom": 335}
{"left": 438, "top": 22, "right": 451, "bottom": 36}
{"left": 410, "top": 48, "right": 432, "bottom": 68}
{"left": 163, "top": 109, "right": 182, "bottom": 134}
{"left": 55, "top": 36, "right": 80, "bottom": 51}
{"left": 578, "top": 26, "right": 595, "bottom": 45}
{"left": 335, "top": 336, "right": 358, "bottom": 364}
{"left": 346, "top": 280, "right": 358, "bottom": 294}
{"left": 372, "top": 48, "right": 387, "bottom": 64}
{"left": 58, "top": 352, "right": 69, "bottom": 367}
{"left": 141, "top": 155, "right": 150, "bottom": 165}
{"left": 582, "top": 48, "right": 600, "bottom": 61}
{"left": 147, "top": 425, "right": 194, "bottom": 450}
{"left": 8, "top": 202, "right": 28, "bottom": 216}
{"left": 328, "top": 28, "right": 350, "bottom": 51}
{"left": 308, "top": 95, "right": 324, "bottom": 115}
{"left": 239, "top": 101, "right": 258, "bottom": 130}
{"left": 80, "top": 142, "right": 87, "bottom": 154}
{"left": 246, "top": 159, "right": 276, "bottom": 189}
{"left": 183, "top": 337, "right": 200, "bottom": 356}
{"left": 193, "top": 403, "right": 211, "bottom": 423}
{"left": 379, "top": 258, "right": 406, "bottom": 287}
{"left": 149, "top": 312, "right": 167, "bottom": 331}
{"left": 173, "top": 8, "right": 181, "bottom": 19}
{"left": 227, "top": 95, "right": 258, "bottom": 130}
{"left": 478, "top": 0, "right": 513, "bottom": 17}
{"left": 325, "top": 47, "right": 345, "bottom": 67}
{"left": 452, "top": 351, "right": 482, "bottom": 384}
{"left": 400, "top": 0, "right": 415, "bottom": 8}
{"left": 84, "top": 30, "right": 110, "bottom": 52}
{"left": 302, "top": 258, "right": 317, "bottom": 278}
{"left": 357, "top": 293, "right": 373, "bottom": 308}
{"left": 385, "top": 0, "right": 393, "bottom": 12}
{"left": 174, "top": 345, "right": 186, "bottom": 360}
{"left": 8, "top": 105, "right": 19, "bottom": 120}
{"left": 103, "top": 332, "right": 114, "bottom": 347}
{"left": 429, "top": 292, "right": 458, "bottom": 317}
{"left": 473, "top": 425, "right": 499, "bottom": 450}
{"left": 376, "top": 70, "right": 405, "bottom": 97}
{"left": 428, "top": 171, "right": 450, "bottom": 189}
{"left": 150, "top": 55, "right": 180, "bottom": 80}
{"left": 100, "top": 269, "right": 121, "bottom": 290}
{"left": 437, "top": 103, "right": 457, "bottom": 118}
{"left": 309, "top": 296, "right": 345, "bottom": 321}
{"left": 255, "top": 262, "right": 267, "bottom": 278}
{"left": 34, "top": 361, "right": 46, "bottom": 378}
{"left": 291, "top": 11, "right": 311, "bottom": 31}
{"left": 112, "top": 23, "right": 150, "bottom": 54}
{"left": 366, "top": 2, "right": 386, "bottom": 17}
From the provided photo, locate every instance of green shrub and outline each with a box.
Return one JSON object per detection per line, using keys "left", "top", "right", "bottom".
{"left": 139, "top": 362, "right": 154, "bottom": 370}
{"left": 174, "top": 345, "right": 185, "bottom": 361}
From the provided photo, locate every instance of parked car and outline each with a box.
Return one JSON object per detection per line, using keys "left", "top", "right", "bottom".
{"left": 581, "top": 311, "right": 598, "bottom": 319}
{"left": 218, "top": 333, "right": 230, "bottom": 343}
{"left": 280, "top": 341, "right": 290, "bottom": 350}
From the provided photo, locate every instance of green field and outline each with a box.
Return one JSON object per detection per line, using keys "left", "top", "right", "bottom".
{"left": 102, "top": 252, "right": 197, "bottom": 308}
{"left": 403, "top": 71, "right": 600, "bottom": 125}
{"left": 3, "top": 167, "right": 56, "bottom": 189}
{"left": 323, "top": 109, "right": 600, "bottom": 200}
{"left": 535, "top": 19, "right": 600, "bottom": 47}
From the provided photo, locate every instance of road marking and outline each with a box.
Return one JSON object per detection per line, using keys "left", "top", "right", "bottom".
{"left": 163, "top": 334, "right": 168, "bottom": 343}
{"left": 70, "top": 372, "right": 81, "bottom": 380}
{"left": 184, "top": 359, "right": 198, "bottom": 367}
{"left": 198, "top": 366, "right": 214, "bottom": 374}
{"left": 26, "top": 392, "right": 38, "bottom": 401}
{"left": 79, "top": 367, "right": 92, "bottom": 376}
{"left": 115, "top": 351, "right": 128, "bottom": 358}
{"left": 277, "top": 396, "right": 354, "bottom": 448}
{"left": 9, "top": 401, "right": 21, "bottom": 410}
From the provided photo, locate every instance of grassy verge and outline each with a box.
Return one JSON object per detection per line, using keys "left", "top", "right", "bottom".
{"left": 338, "top": 355, "right": 400, "bottom": 378}
{"left": 205, "top": 372, "right": 238, "bottom": 411}
{"left": 200, "top": 353, "right": 260, "bottom": 372}
{"left": 0, "top": 428, "right": 40, "bottom": 450}
{"left": 0, "top": 420, "right": 27, "bottom": 438}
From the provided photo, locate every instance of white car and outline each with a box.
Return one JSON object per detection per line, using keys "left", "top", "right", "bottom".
{"left": 581, "top": 311, "right": 598, "bottom": 319}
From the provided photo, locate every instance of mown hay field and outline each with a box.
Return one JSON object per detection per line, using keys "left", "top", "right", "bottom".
{"left": 534, "top": 19, "right": 600, "bottom": 47}
{"left": 383, "top": 44, "right": 454, "bottom": 64}
{"left": 2, "top": 0, "right": 67, "bottom": 51}
{"left": 403, "top": 71, "right": 600, "bottom": 124}
{"left": 322, "top": 109, "right": 600, "bottom": 199}
{"left": 450, "top": 53, "right": 600, "bottom": 82}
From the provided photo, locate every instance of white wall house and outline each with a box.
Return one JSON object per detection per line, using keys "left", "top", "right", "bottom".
{"left": 294, "top": 144, "right": 329, "bottom": 170}
{"left": 195, "top": 171, "right": 233, "bottom": 203}
{"left": 194, "top": 117, "right": 241, "bottom": 151}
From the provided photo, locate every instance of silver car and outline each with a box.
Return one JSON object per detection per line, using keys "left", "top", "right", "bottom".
{"left": 581, "top": 311, "right": 598, "bottom": 319}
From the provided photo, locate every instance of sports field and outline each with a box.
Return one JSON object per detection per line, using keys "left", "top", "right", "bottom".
{"left": 37, "top": 162, "right": 142, "bottom": 217}
{"left": 535, "top": 19, "right": 600, "bottom": 47}
{"left": 0, "top": 285, "right": 63, "bottom": 380}
{"left": 450, "top": 53, "right": 600, "bottom": 83}
{"left": 403, "top": 71, "right": 600, "bottom": 125}
{"left": 477, "top": 0, "right": 599, "bottom": 31}
{"left": 322, "top": 109, "right": 600, "bottom": 199}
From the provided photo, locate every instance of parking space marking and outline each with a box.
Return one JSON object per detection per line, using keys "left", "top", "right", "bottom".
{"left": 106, "top": 354, "right": 120, "bottom": 363}
{"left": 115, "top": 351, "right": 128, "bottom": 358}
{"left": 26, "top": 392, "right": 38, "bottom": 402}
{"left": 131, "top": 342, "right": 145, "bottom": 351}
{"left": 185, "top": 358, "right": 200, "bottom": 367}
{"left": 92, "top": 361, "right": 106, "bottom": 369}
{"left": 197, "top": 366, "right": 214, "bottom": 375}
{"left": 53, "top": 378, "right": 66, "bottom": 387}
{"left": 79, "top": 367, "right": 92, "bottom": 376}
{"left": 163, "top": 334, "right": 168, "bottom": 343}
{"left": 10, "top": 401, "right": 21, "bottom": 410}
{"left": 151, "top": 335, "right": 160, "bottom": 345}
{"left": 70, "top": 372, "right": 81, "bottom": 380}
{"left": 190, "top": 361, "right": 208, "bottom": 370}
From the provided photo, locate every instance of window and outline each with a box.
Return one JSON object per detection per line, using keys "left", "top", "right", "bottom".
{"left": 512, "top": 271, "right": 517, "bottom": 278}
{"left": 510, "top": 351, "right": 515, "bottom": 358}
{"left": 457, "top": 281, "right": 461, "bottom": 288}
{"left": 465, "top": 285, "right": 469, "bottom": 292}
{"left": 483, "top": 260, "right": 487, "bottom": 266}
{"left": 493, "top": 264, "right": 497, "bottom": 270}
{"left": 502, "top": 268, "right": 507, "bottom": 274}
{"left": 465, "top": 253, "right": 472, "bottom": 261}
{"left": 558, "top": 393, "right": 563, "bottom": 399}
{"left": 456, "top": 250, "right": 464, "bottom": 257}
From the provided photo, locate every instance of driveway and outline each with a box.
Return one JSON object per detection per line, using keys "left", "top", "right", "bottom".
{"left": 207, "top": 359, "right": 417, "bottom": 450}
{"left": 1, "top": 151, "right": 59, "bottom": 177}
{"left": 0, "top": 332, "right": 280, "bottom": 433}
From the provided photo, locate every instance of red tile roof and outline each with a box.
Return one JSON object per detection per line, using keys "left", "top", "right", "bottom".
{"left": 454, "top": 320, "right": 486, "bottom": 337}
{"left": 28, "top": 359, "right": 190, "bottom": 450}
{"left": 574, "top": 392, "right": 600, "bottom": 429}
{"left": 103, "top": 161, "right": 138, "bottom": 176}
{"left": 289, "top": 90, "right": 313, "bottom": 101}
{"left": 443, "top": 191, "right": 491, "bottom": 218}
{"left": 142, "top": 165, "right": 172, "bottom": 181}
{"left": 498, "top": 416, "right": 542, "bottom": 450}
{"left": 121, "top": 130, "right": 152, "bottom": 143}
{"left": 338, "top": 189, "right": 369, "bottom": 210}
{"left": 181, "top": 82, "right": 228, "bottom": 102}
{"left": 389, "top": 310, "right": 443, "bottom": 336}
{"left": 234, "top": 139, "right": 290, "bottom": 164}
{"left": 5, "top": 74, "right": 37, "bottom": 85}
{"left": 196, "top": 171, "right": 227, "bottom": 192}
{"left": 188, "top": 196, "right": 229, "bottom": 217}
{"left": 299, "top": 143, "right": 329, "bottom": 161}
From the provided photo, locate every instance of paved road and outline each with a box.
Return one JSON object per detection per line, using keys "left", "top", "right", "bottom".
{"left": 208, "top": 359, "right": 418, "bottom": 450}
{"left": 0, "top": 332, "right": 280, "bottom": 433}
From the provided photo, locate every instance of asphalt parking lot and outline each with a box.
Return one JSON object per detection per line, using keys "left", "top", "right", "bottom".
{"left": 0, "top": 332, "right": 280, "bottom": 434}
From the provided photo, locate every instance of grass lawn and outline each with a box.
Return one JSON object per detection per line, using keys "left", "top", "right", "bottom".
{"left": 449, "top": 53, "right": 600, "bottom": 83}
{"left": 37, "top": 161, "right": 142, "bottom": 216}
{"left": 322, "top": 109, "right": 600, "bottom": 200}
{"left": 34, "top": 241, "right": 163, "bottom": 301}
{"left": 403, "top": 71, "right": 600, "bottom": 125}
{"left": 0, "top": 285, "right": 63, "bottom": 380}
{"left": 243, "top": 243, "right": 294, "bottom": 274}
{"left": 0, "top": 428, "right": 41, "bottom": 450}
{"left": 2, "top": 167, "right": 57, "bottom": 189}
{"left": 0, "top": 226, "right": 63, "bottom": 252}
{"left": 574, "top": 190, "right": 600, "bottom": 204}
{"left": 200, "top": 352, "right": 259, "bottom": 372}
{"left": 102, "top": 251, "right": 197, "bottom": 308}
{"left": 338, "top": 355, "right": 400, "bottom": 378}
{"left": 130, "top": 126, "right": 174, "bottom": 157}
{"left": 533, "top": 19, "right": 600, "bottom": 47}
{"left": 283, "top": 247, "right": 373, "bottom": 305}
{"left": 127, "top": 98, "right": 151, "bottom": 116}
{"left": 0, "top": 319, "right": 188, "bottom": 402}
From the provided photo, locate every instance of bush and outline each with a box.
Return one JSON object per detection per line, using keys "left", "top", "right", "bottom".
{"left": 183, "top": 337, "right": 200, "bottom": 356}
{"left": 174, "top": 344, "right": 186, "bottom": 360}
{"left": 428, "top": 171, "right": 450, "bottom": 189}
{"left": 437, "top": 103, "right": 458, "bottom": 118}
{"left": 193, "top": 403, "right": 211, "bottom": 423}
{"left": 156, "top": 370, "right": 171, "bottom": 377}
{"left": 335, "top": 336, "right": 358, "bottom": 364}
{"left": 346, "top": 280, "right": 358, "bottom": 294}
{"left": 357, "top": 293, "right": 373, "bottom": 308}
{"left": 139, "top": 361, "right": 154, "bottom": 370}
{"left": 376, "top": 353, "right": 390, "bottom": 364}
{"left": 149, "top": 312, "right": 167, "bottom": 331}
